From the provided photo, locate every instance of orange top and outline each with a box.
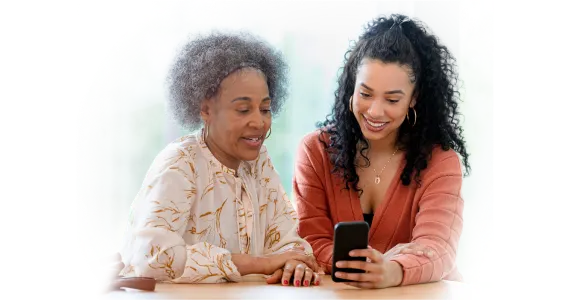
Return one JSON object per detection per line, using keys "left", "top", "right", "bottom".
{"left": 293, "top": 130, "right": 464, "bottom": 286}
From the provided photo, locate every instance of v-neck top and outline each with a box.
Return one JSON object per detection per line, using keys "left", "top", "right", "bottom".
{"left": 293, "top": 130, "right": 465, "bottom": 286}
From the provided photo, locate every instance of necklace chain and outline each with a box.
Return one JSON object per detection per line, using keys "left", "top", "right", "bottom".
{"left": 372, "top": 148, "right": 399, "bottom": 184}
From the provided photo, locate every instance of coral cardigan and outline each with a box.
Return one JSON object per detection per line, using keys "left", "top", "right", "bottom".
{"left": 293, "top": 130, "right": 464, "bottom": 285}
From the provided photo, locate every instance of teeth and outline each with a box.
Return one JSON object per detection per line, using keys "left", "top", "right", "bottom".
{"left": 366, "top": 119, "right": 386, "bottom": 127}
{"left": 244, "top": 137, "right": 260, "bottom": 141}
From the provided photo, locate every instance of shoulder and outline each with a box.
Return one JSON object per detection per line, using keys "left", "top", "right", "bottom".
{"left": 150, "top": 134, "right": 201, "bottom": 171}
{"left": 422, "top": 145, "right": 463, "bottom": 179}
{"left": 297, "top": 128, "right": 330, "bottom": 156}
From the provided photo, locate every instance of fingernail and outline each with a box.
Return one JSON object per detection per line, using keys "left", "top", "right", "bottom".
{"left": 349, "top": 251, "right": 354, "bottom": 256}
{"left": 417, "top": 251, "right": 423, "bottom": 255}
{"left": 304, "top": 280, "right": 308, "bottom": 286}
{"left": 315, "top": 281, "right": 320, "bottom": 286}
{"left": 283, "top": 280, "right": 288, "bottom": 285}
{"left": 428, "top": 252, "right": 434, "bottom": 257}
{"left": 295, "top": 280, "right": 300, "bottom": 286}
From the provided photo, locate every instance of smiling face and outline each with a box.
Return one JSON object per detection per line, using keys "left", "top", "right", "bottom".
{"left": 351, "top": 58, "right": 416, "bottom": 144}
{"left": 201, "top": 68, "right": 272, "bottom": 169}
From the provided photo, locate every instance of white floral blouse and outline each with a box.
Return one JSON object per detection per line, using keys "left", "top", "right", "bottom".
{"left": 119, "top": 131, "right": 312, "bottom": 283}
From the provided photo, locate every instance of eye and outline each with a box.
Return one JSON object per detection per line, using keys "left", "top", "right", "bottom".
{"left": 359, "top": 92, "right": 371, "bottom": 98}
{"left": 387, "top": 99, "right": 400, "bottom": 103}
{"left": 261, "top": 108, "right": 272, "bottom": 114}
{"left": 237, "top": 109, "right": 250, "bottom": 114}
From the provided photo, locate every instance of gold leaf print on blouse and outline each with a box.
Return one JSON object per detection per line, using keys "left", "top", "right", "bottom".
{"left": 234, "top": 197, "right": 251, "bottom": 254}
{"left": 146, "top": 244, "right": 177, "bottom": 279}
{"left": 194, "top": 200, "right": 228, "bottom": 248}
{"left": 144, "top": 200, "right": 191, "bottom": 232}
{"left": 264, "top": 224, "right": 281, "bottom": 249}
{"left": 187, "top": 243, "right": 235, "bottom": 282}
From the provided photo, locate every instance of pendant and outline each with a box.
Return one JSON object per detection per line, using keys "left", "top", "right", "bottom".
{"left": 375, "top": 176, "right": 380, "bottom": 184}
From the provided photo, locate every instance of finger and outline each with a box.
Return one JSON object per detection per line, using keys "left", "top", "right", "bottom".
{"left": 303, "top": 268, "right": 313, "bottom": 286}
{"left": 292, "top": 254, "right": 319, "bottom": 271}
{"left": 313, "top": 272, "right": 321, "bottom": 286}
{"left": 350, "top": 249, "right": 383, "bottom": 264}
{"left": 345, "top": 281, "right": 376, "bottom": 289}
{"left": 266, "top": 268, "right": 283, "bottom": 284}
{"left": 401, "top": 248, "right": 423, "bottom": 256}
{"left": 293, "top": 263, "right": 306, "bottom": 287}
{"left": 335, "top": 260, "right": 382, "bottom": 273}
{"left": 401, "top": 246, "right": 434, "bottom": 257}
{"left": 281, "top": 262, "right": 294, "bottom": 285}
{"left": 334, "top": 271, "right": 383, "bottom": 283}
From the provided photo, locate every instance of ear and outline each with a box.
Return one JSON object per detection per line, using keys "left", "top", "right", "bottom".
{"left": 200, "top": 99, "right": 211, "bottom": 124}
{"left": 410, "top": 94, "right": 417, "bottom": 108}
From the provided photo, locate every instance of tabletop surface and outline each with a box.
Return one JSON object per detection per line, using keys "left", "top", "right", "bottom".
{"left": 103, "top": 275, "right": 472, "bottom": 299}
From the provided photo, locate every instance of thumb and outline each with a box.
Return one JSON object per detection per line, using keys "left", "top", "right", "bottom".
{"left": 265, "top": 269, "right": 283, "bottom": 284}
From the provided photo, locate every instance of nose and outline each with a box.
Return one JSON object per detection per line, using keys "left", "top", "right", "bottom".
{"left": 249, "top": 110, "right": 264, "bottom": 129}
{"left": 367, "top": 99, "right": 385, "bottom": 118}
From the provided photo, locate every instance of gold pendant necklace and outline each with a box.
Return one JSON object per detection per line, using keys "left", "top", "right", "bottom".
{"left": 372, "top": 148, "right": 399, "bottom": 184}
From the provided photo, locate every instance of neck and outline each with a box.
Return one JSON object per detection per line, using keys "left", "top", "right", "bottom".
{"left": 204, "top": 136, "right": 241, "bottom": 172}
{"left": 366, "top": 131, "right": 399, "bottom": 156}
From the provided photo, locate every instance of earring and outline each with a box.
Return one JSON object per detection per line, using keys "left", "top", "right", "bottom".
{"left": 265, "top": 127, "right": 272, "bottom": 139}
{"left": 349, "top": 96, "right": 353, "bottom": 112}
{"left": 406, "top": 107, "right": 417, "bottom": 127}
{"left": 202, "top": 123, "right": 209, "bottom": 140}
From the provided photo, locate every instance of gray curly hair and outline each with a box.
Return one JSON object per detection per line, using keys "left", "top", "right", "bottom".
{"left": 166, "top": 31, "right": 289, "bottom": 131}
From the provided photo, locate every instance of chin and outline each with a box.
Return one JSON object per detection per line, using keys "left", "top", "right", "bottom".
{"left": 239, "top": 149, "right": 262, "bottom": 161}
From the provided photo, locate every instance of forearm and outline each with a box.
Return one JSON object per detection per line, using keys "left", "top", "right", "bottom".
{"left": 231, "top": 254, "right": 267, "bottom": 275}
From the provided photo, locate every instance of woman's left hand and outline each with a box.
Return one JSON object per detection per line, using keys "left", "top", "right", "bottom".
{"left": 334, "top": 246, "right": 403, "bottom": 289}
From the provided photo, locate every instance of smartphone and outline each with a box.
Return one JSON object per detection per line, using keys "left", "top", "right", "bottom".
{"left": 332, "top": 221, "right": 369, "bottom": 282}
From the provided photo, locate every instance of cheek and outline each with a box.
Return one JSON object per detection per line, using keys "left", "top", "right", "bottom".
{"left": 386, "top": 106, "right": 408, "bottom": 121}
{"left": 353, "top": 100, "right": 366, "bottom": 115}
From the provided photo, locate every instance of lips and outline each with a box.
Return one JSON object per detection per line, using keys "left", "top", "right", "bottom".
{"left": 243, "top": 136, "right": 262, "bottom": 142}
{"left": 241, "top": 135, "right": 264, "bottom": 148}
{"left": 362, "top": 115, "right": 389, "bottom": 129}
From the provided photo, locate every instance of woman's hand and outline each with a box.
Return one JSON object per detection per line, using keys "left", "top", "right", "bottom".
{"left": 265, "top": 259, "right": 322, "bottom": 287}
{"left": 384, "top": 243, "right": 434, "bottom": 259}
{"left": 260, "top": 246, "right": 319, "bottom": 276}
{"left": 334, "top": 246, "right": 403, "bottom": 289}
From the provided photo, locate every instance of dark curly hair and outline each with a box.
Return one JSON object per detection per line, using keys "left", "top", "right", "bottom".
{"left": 318, "top": 14, "right": 470, "bottom": 191}
{"left": 166, "top": 31, "right": 289, "bottom": 131}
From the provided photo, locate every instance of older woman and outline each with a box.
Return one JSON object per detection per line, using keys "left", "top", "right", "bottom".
{"left": 119, "top": 32, "right": 320, "bottom": 287}
{"left": 294, "top": 14, "right": 470, "bottom": 289}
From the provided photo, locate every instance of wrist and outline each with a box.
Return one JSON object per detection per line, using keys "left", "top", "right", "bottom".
{"left": 255, "top": 256, "right": 270, "bottom": 275}
{"left": 232, "top": 254, "right": 265, "bottom": 276}
{"left": 387, "top": 260, "right": 404, "bottom": 287}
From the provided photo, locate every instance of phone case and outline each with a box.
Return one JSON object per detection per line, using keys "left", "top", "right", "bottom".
{"left": 331, "top": 221, "right": 369, "bottom": 282}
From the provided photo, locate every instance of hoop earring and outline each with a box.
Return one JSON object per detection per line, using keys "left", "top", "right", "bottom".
{"left": 349, "top": 96, "right": 353, "bottom": 112}
{"left": 406, "top": 107, "right": 417, "bottom": 127}
{"left": 202, "top": 123, "right": 209, "bottom": 140}
{"left": 265, "top": 127, "right": 272, "bottom": 139}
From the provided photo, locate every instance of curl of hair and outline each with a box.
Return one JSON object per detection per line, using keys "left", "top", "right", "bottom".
{"left": 167, "top": 31, "right": 289, "bottom": 130}
{"left": 317, "top": 14, "right": 470, "bottom": 192}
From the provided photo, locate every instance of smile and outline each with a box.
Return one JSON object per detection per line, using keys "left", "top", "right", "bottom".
{"left": 362, "top": 115, "right": 389, "bottom": 131}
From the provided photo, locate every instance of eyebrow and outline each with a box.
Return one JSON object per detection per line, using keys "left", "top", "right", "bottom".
{"left": 231, "top": 96, "right": 271, "bottom": 103}
{"left": 359, "top": 83, "right": 405, "bottom": 95}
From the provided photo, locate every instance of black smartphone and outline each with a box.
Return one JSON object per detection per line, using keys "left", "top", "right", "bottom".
{"left": 331, "top": 221, "right": 369, "bottom": 282}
